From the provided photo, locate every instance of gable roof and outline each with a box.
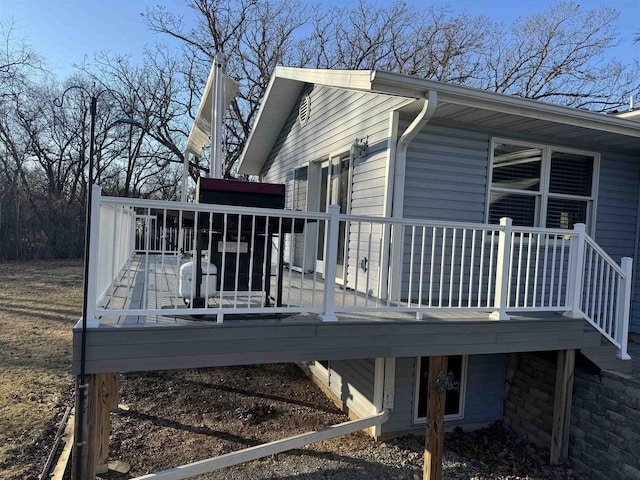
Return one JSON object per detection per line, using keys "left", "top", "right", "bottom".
{"left": 238, "top": 67, "right": 640, "bottom": 175}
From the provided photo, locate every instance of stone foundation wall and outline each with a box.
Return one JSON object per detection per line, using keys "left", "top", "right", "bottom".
{"left": 503, "top": 352, "right": 555, "bottom": 447}
{"left": 504, "top": 351, "right": 640, "bottom": 480}
{"left": 571, "top": 368, "right": 640, "bottom": 480}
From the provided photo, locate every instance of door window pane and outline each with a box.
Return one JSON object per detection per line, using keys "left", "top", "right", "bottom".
{"left": 416, "top": 355, "right": 464, "bottom": 418}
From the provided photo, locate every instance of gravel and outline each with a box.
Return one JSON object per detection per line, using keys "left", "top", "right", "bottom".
{"left": 99, "top": 364, "right": 588, "bottom": 480}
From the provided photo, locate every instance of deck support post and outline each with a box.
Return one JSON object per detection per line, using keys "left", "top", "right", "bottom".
{"left": 72, "top": 373, "right": 119, "bottom": 479}
{"left": 550, "top": 349, "right": 575, "bottom": 465}
{"left": 424, "top": 355, "right": 447, "bottom": 480}
{"left": 490, "top": 217, "right": 512, "bottom": 321}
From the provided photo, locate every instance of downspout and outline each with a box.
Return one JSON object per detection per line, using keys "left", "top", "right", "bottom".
{"left": 388, "top": 91, "right": 438, "bottom": 303}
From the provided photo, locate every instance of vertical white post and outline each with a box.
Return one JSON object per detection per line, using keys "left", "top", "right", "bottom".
{"left": 210, "top": 55, "right": 225, "bottom": 179}
{"left": 85, "top": 185, "right": 102, "bottom": 328}
{"left": 564, "top": 223, "right": 586, "bottom": 318}
{"left": 490, "top": 217, "right": 512, "bottom": 321}
{"left": 616, "top": 257, "right": 633, "bottom": 360}
{"left": 321, "top": 204, "right": 340, "bottom": 321}
{"left": 181, "top": 151, "right": 190, "bottom": 202}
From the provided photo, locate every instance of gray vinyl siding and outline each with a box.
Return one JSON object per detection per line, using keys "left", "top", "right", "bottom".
{"left": 403, "top": 124, "right": 490, "bottom": 223}
{"left": 593, "top": 152, "right": 640, "bottom": 332}
{"left": 462, "top": 354, "right": 506, "bottom": 424}
{"left": 261, "top": 85, "right": 405, "bottom": 187}
{"left": 381, "top": 354, "right": 506, "bottom": 435}
{"left": 261, "top": 85, "right": 407, "bottom": 294}
{"left": 400, "top": 124, "right": 490, "bottom": 301}
{"left": 327, "top": 358, "right": 376, "bottom": 418}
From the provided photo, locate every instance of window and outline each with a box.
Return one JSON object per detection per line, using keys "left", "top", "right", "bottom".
{"left": 414, "top": 355, "right": 467, "bottom": 422}
{"left": 488, "top": 140, "right": 598, "bottom": 231}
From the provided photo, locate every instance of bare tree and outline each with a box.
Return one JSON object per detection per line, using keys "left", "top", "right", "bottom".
{"left": 144, "top": 0, "right": 310, "bottom": 177}
{"left": 146, "top": 0, "right": 639, "bottom": 178}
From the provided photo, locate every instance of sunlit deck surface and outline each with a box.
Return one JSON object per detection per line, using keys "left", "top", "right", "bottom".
{"left": 74, "top": 254, "right": 587, "bottom": 375}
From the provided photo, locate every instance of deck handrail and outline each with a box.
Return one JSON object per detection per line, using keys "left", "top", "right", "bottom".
{"left": 86, "top": 187, "right": 633, "bottom": 360}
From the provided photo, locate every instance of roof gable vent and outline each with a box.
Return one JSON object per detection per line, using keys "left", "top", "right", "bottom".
{"left": 298, "top": 94, "right": 310, "bottom": 126}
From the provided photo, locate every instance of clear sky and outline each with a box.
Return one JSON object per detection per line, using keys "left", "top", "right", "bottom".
{"left": 4, "top": 0, "right": 639, "bottom": 78}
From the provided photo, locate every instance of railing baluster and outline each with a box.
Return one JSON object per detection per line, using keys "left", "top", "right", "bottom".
{"left": 597, "top": 256, "right": 605, "bottom": 330}
{"left": 354, "top": 221, "right": 362, "bottom": 308}
{"left": 409, "top": 225, "right": 416, "bottom": 306}
{"left": 469, "top": 229, "right": 476, "bottom": 308}
{"left": 487, "top": 229, "right": 496, "bottom": 308}
{"left": 515, "top": 231, "right": 524, "bottom": 308}
{"left": 477, "top": 230, "right": 486, "bottom": 308}
{"left": 459, "top": 229, "right": 466, "bottom": 308}
{"left": 448, "top": 229, "right": 456, "bottom": 307}
{"left": 524, "top": 232, "right": 532, "bottom": 308}
{"left": 287, "top": 214, "right": 295, "bottom": 308}
{"left": 439, "top": 227, "right": 446, "bottom": 308}
{"left": 365, "top": 222, "right": 372, "bottom": 309}
{"left": 419, "top": 226, "right": 426, "bottom": 309}
{"left": 429, "top": 227, "right": 436, "bottom": 307}
{"left": 248, "top": 216, "right": 256, "bottom": 307}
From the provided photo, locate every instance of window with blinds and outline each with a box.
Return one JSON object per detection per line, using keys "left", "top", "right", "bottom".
{"left": 488, "top": 140, "right": 598, "bottom": 231}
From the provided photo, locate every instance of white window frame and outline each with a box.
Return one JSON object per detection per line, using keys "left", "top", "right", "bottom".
{"left": 486, "top": 137, "right": 600, "bottom": 235}
{"left": 413, "top": 355, "right": 468, "bottom": 424}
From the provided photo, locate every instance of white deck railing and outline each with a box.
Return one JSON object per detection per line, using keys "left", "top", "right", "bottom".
{"left": 85, "top": 186, "right": 633, "bottom": 359}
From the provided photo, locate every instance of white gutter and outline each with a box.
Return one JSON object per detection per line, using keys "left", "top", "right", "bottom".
{"left": 132, "top": 409, "right": 390, "bottom": 480}
{"left": 388, "top": 91, "right": 438, "bottom": 303}
{"left": 371, "top": 70, "right": 640, "bottom": 139}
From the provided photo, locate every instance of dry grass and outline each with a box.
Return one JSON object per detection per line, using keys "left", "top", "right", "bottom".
{"left": 0, "top": 260, "right": 83, "bottom": 480}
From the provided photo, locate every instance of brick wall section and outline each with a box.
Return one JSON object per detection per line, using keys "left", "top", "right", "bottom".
{"left": 571, "top": 368, "right": 640, "bottom": 480}
{"left": 504, "top": 351, "right": 640, "bottom": 480}
{"left": 503, "top": 352, "right": 555, "bottom": 447}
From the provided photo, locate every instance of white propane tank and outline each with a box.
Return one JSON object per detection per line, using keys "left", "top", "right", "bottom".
{"left": 179, "top": 260, "right": 217, "bottom": 304}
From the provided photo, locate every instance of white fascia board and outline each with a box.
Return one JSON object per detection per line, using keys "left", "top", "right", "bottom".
{"left": 237, "top": 68, "right": 377, "bottom": 176}
{"left": 617, "top": 110, "right": 640, "bottom": 121}
{"left": 371, "top": 70, "right": 640, "bottom": 139}
{"left": 274, "top": 67, "right": 374, "bottom": 91}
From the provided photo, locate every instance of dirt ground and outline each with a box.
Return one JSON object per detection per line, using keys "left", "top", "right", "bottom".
{"left": 0, "top": 260, "right": 82, "bottom": 480}
{"left": 1, "top": 260, "right": 589, "bottom": 480}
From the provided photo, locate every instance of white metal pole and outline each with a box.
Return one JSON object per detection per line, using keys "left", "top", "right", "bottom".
{"left": 181, "top": 150, "right": 189, "bottom": 202}
{"left": 210, "top": 56, "right": 225, "bottom": 179}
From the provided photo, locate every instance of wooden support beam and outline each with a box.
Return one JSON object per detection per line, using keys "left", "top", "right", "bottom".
{"left": 550, "top": 349, "right": 575, "bottom": 465}
{"left": 424, "top": 355, "right": 448, "bottom": 480}
{"left": 71, "top": 373, "right": 119, "bottom": 480}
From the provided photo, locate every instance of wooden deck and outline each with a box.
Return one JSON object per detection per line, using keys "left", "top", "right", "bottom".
{"left": 73, "top": 255, "right": 589, "bottom": 374}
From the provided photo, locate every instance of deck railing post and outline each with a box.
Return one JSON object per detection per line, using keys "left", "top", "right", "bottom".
{"left": 616, "top": 257, "right": 633, "bottom": 360}
{"left": 85, "top": 185, "right": 102, "bottom": 328}
{"left": 490, "top": 217, "right": 512, "bottom": 321}
{"left": 564, "top": 223, "right": 586, "bottom": 318}
{"left": 321, "top": 204, "right": 340, "bottom": 321}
